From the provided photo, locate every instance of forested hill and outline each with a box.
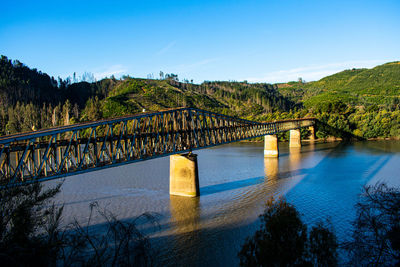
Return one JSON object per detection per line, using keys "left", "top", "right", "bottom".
{"left": 2, "top": 55, "right": 400, "bottom": 139}
{"left": 278, "top": 61, "right": 400, "bottom": 109}
{"left": 0, "top": 56, "right": 60, "bottom": 106}
{"left": 0, "top": 56, "right": 116, "bottom": 108}
{"left": 100, "top": 79, "right": 295, "bottom": 119}
{"left": 0, "top": 55, "right": 294, "bottom": 135}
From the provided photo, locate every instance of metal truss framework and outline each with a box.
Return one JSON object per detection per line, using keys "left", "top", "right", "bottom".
{"left": 0, "top": 108, "right": 315, "bottom": 186}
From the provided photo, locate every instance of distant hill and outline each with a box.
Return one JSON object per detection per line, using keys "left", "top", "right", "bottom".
{"left": 278, "top": 61, "right": 400, "bottom": 109}
{"left": 99, "top": 78, "right": 295, "bottom": 119}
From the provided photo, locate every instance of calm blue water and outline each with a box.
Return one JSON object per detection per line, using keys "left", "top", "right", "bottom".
{"left": 47, "top": 140, "right": 400, "bottom": 266}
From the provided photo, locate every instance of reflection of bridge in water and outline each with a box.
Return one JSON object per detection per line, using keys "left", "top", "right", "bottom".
{"left": 0, "top": 107, "right": 315, "bottom": 195}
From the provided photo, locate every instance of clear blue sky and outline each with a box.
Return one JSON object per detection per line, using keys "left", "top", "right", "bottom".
{"left": 1, "top": 0, "right": 399, "bottom": 83}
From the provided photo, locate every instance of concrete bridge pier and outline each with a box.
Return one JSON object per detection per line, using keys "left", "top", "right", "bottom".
{"left": 308, "top": 126, "right": 315, "bottom": 140}
{"left": 289, "top": 129, "right": 301, "bottom": 148}
{"left": 170, "top": 153, "right": 200, "bottom": 197}
{"left": 264, "top": 135, "right": 279, "bottom": 157}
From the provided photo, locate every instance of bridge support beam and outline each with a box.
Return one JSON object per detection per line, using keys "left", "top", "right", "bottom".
{"left": 289, "top": 129, "right": 301, "bottom": 148}
{"left": 308, "top": 126, "right": 315, "bottom": 140}
{"left": 170, "top": 153, "right": 200, "bottom": 197}
{"left": 264, "top": 135, "right": 279, "bottom": 157}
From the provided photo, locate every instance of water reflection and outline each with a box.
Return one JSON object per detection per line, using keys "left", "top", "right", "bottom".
{"left": 264, "top": 157, "right": 279, "bottom": 180}
{"left": 289, "top": 147, "right": 301, "bottom": 173}
{"left": 308, "top": 141, "right": 315, "bottom": 153}
{"left": 170, "top": 196, "right": 201, "bottom": 234}
{"left": 168, "top": 196, "right": 202, "bottom": 265}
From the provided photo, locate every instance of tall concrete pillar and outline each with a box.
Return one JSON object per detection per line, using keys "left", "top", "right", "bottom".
{"left": 289, "top": 129, "right": 301, "bottom": 148}
{"left": 308, "top": 126, "right": 315, "bottom": 140}
{"left": 170, "top": 153, "right": 200, "bottom": 197}
{"left": 264, "top": 135, "right": 279, "bottom": 157}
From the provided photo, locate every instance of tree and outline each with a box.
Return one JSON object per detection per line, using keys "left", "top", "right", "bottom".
{"left": 73, "top": 72, "right": 77, "bottom": 83}
{"left": 81, "top": 72, "right": 95, "bottom": 83}
{"left": 238, "top": 197, "right": 338, "bottom": 266}
{"left": 62, "top": 100, "right": 71, "bottom": 126}
{"left": 52, "top": 104, "right": 61, "bottom": 126}
{"left": 309, "top": 222, "right": 338, "bottom": 266}
{"left": 0, "top": 183, "right": 63, "bottom": 266}
{"left": 82, "top": 96, "right": 102, "bottom": 121}
{"left": 344, "top": 183, "right": 400, "bottom": 266}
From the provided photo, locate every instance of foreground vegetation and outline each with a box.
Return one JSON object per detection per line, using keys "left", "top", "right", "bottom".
{"left": 239, "top": 184, "right": 400, "bottom": 266}
{"left": 0, "top": 183, "right": 157, "bottom": 266}
{"left": 1, "top": 181, "right": 398, "bottom": 266}
{"left": 238, "top": 197, "right": 338, "bottom": 266}
{"left": 1, "top": 55, "right": 399, "bottom": 140}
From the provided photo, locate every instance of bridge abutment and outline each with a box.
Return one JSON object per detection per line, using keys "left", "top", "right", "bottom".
{"left": 264, "top": 135, "right": 279, "bottom": 157}
{"left": 289, "top": 129, "right": 301, "bottom": 148}
{"left": 170, "top": 153, "right": 200, "bottom": 197}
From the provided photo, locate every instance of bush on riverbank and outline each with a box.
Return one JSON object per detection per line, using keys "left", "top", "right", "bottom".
{"left": 344, "top": 183, "right": 400, "bottom": 266}
{"left": 238, "top": 197, "right": 338, "bottom": 266}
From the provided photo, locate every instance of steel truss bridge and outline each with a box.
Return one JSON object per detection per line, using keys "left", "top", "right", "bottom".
{"left": 0, "top": 108, "right": 315, "bottom": 186}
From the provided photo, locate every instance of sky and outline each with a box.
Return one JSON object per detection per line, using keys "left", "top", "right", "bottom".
{"left": 1, "top": 0, "right": 399, "bottom": 83}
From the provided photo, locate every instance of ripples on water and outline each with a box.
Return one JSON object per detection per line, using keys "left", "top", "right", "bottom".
{"left": 46, "top": 141, "right": 400, "bottom": 266}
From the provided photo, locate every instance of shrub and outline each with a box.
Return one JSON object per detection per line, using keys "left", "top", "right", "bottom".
{"left": 238, "top": 197, "right": 338, "bottom": 266}
{"left": 344, "top": 184, "right": 400, "bottom": 266}
{"left": 0, "top": 183, "right": 63, "bottom": 266}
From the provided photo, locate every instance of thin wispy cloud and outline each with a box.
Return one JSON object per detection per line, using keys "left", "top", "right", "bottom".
{"left": 173, "top": 58, "right": 219, "bottom": 73}
{"left": 93, "top": 65, "right": 127, "bottom": 79}
{"left": 247, "top": 60, "right": 388, "bottom": 83}
{"left": 155, "top": 41, "right": 176, "bottom": 56}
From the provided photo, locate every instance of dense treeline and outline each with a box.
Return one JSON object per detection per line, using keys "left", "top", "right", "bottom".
{"left": 0, "top": 55, "right": 111, "bottom": 107}
{"left": 0, "top": 55, "right": 399, "bottom": 139}
{"left": 0, "top": 56, "right": 115, "bottom": 134}
{"left": 0, "top": 55, "right": 60, "bottom": 106}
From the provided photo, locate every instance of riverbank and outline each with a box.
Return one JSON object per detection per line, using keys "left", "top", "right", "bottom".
{"left": 241, "top": 136, "right": 400, "bottom": 143}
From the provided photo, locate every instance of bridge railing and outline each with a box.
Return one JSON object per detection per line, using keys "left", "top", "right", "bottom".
{"left": 0, "top": 108, "right": 315, "bottom": 186}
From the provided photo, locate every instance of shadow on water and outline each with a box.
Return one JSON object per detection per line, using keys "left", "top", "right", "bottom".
{"left": 200, "top": 177, "right": 265, "bottom": 196}
{"left": 200, "top": 169, "right": 312, "bottom": 196}
{"left": 152, "top": 221, "right": 257, "bottom": 267}
{"left": 200, "top": 142, "right": 322, "bottom": 197}
{"left": 284, "top": 140, "right": 395, "bottom": 244}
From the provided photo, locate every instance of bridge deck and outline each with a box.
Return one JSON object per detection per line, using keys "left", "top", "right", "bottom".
{"left": 0, "top": 108, "right": 315, "bottom": 186}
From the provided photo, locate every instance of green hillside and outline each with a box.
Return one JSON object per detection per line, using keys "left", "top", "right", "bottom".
{"left": 278, "top": 61, "right": 400, "bottom": 109}
{"left": 98, "top": 78, "right": 295, "bottom": 120}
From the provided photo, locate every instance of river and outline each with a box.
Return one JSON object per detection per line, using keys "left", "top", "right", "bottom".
{"left": 46, "top": 140, "right": 400, "bottom": 266}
